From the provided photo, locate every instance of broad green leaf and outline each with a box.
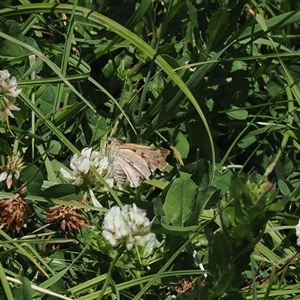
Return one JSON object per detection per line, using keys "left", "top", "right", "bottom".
{"left": 207, "top": 8, "right": 228, "bottom": 50}
{"left": 49, "top": 140, "right": 62, "bottom": 155}
{"left": 186, "top": 0, "right": 201, "bottom": 48}
{"left": 21, "top": 164, "right": 44, "bottom": 195}
{"left": 186, "top": 186, "right": 220, "bottom": 226}
{"left": 197, "top": 186, "right": 220, "bottom": 217}
{"left": 237, "top": 136, "right": 256, "bottom": 149}
{"left": 164, "top": 173, "right": 197, "bottom": 226}
{"left": 212, "top": 167, "right": 232, "bottom": 194}
{"left": 160, "top": 221, "right": 199, "bottom": 234}
{"left": 191, "top": 159, "right": 210, "bottom": 188}
{"left": 0, "top": 40, "right": 25, "bottom": 56}
{"left": 206, "top": 230, "right": 233, "bottom": 278}
{"left": 35, "top": 84, "right": 56, "bottom": 115}
{"left": 226, "top": 107, "right": 248, "bottom": 120}
{"left": 278, "top": 179, "right": 290, "bottom": 196}
{"left": 168, "top": 128, "right": 190, "bottom": 159}
{"left": 0, "top": 139, "right": 13, "bottom": 156}
{"left": 39, "top": 184, "right": 81, "bottom": 199}
{"left": 266, "top": 79, "right": 285, "bottom": 97}
{"left": 18, "top": 276, "right": 33, "bottom": 300}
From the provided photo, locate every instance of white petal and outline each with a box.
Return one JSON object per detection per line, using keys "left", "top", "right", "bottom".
{"left": 0, "top": 79, "right": 7, "bottom": 89}
{"left": 0, "top": 171, "right": 8, "bottom": 181}
{"left": 8, "top": 76, "right": 17, "bottom": 87}
{"left": 8, "top": 103, "right": 20, "bottom": 112}
{"left": 60, "top": 167, "right": 71, "bottom": 178}
{"left": 70, "top": 154, "right": 80, "bottom": 170}
{"left": 78, "top": 157, "right": 90, "bottom": 174}
{"left": 98, "top": 156, "right": 109, "bottom": 171}
{"left": 8, "top": 88, "right": 22, "bottom": 98}
{"left": 102, "top": 230, "right": 120, "bottom": 247}
{"left": 126, "top": 242, "right": 134, "bottom": 251}
{"left": 60, "top": 168, "right": 77, "bottom": 183}
{"left": 296, "top": 220, "right": 300, "bottom": 237}
{"left": 0, "top": 70, "right": 10, "bottom": 80}
{"left": 82, "top": 147, "right": 92, "bottom": 158}
{"left": 89, "top": 189, "right": 102, "bottom": 208}
{"left": 4, "top": 107, "right": 14, "bottom": 118}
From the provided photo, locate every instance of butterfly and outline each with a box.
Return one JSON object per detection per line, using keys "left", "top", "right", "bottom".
{"left": 106, "top": 138, "right": 170, "bottom": 188}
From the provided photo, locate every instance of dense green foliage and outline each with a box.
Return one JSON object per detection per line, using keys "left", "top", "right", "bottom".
{"left": 0, "top": 0, "right": 300, "bottom": 299}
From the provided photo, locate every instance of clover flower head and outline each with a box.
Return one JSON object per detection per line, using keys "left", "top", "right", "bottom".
{"left": 102, "top": 203, "right": 154, "bottom": 251}
{"left": 45, "top": 200, "right": 86, "bottom": 235}
{"left": 0, "top": 70, "right": 21, "bottom": 119}
{"left": 0, "top": 154, "right": 24, "bottom": 189}
{"left": 60, "top": 148, "right": 110, "bottom": 187}
{"left": 0, "top": 194, "right": 31, "bottom": 232}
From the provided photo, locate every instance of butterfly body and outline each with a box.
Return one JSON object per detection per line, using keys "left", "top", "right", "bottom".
{"left": 106, "top": 138, "right": 170, "bottom": 188}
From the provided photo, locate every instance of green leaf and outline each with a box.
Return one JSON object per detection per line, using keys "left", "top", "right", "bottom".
{"left": 191, "top": 159, "right": 210, "bottom": 188}
{"left": 21, "top": 164, "right": 44, "bottom": 195}
{"left": 197, "top": 186, "right": 220, "bottom": 216}
{"left": 0, "top": 138, "right": 13, "bottom": 156}
{"left": 164, "top": 173, "right": 197, "bottom": 226}
{"left": 207, "top": 8, "right": 229, "bottom": 50}
{"left": 39, "top": 184, "right": 81, "bottom": 199}
{"left": 49, "top": 140, "right": 62, "bottom": 155}
{"left": 168, "top": 128, "right": 190, "bottom": 159}
{"left": 212, "top": 167, "right": 232, "bottom": 194}
{"left": 0, "top": 262, "right": 14, "bottom": 299}
{"left": 237, "top": 136, "right": 256, "bottom": 149}
{"left": 278, "top": 179, "right": 290, "bottom": 196}
{"left": 186, "top": 0, "right": 201, "bottom": 48}
{"left": 226, "top": 106, "right": 248, "bottom": 120}
{"left": 40, "top": 268, "right": 71, "bottom": 289}
{"left": 160, "top": 221, "right": 199, "bottom": 235}
{"left": 206, "top": 230, "right": 233, "bottom": 278}
{"left": 185, "top": 186, "right": 220, "bottom": 226}
{"left": 148, "top": 73, "right": 165, "bottom": 98}
{"left": 0, "top": 40, "right": 25, "bottom": 56}
{"left": 18, "top": 276, "right": 33, "bottom": 300}
{"left": 35, "top": 84, "right": 56, "bottom": 115}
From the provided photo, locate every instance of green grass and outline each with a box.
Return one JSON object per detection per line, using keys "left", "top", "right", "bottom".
{"left": 0, "top": 0, "right": 300, "bottom": 299}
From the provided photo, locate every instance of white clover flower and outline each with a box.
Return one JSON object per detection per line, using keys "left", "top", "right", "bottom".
{"left": 0, "top": 154, "right": 24, "bottom": 189}
{"left": 61, "top": 154, "right": 90, "bottom": 186}
{"left": 296, "top": 220, "right": 300, "bottom": 247}
{"left": 0, "top": 70, "right": 22, "bottom": 119}
{"left": 102, "top": 203, "right": 154, "bottom": 251}
{"left": 60, "top": 148, "right": 110, "bottom": 187}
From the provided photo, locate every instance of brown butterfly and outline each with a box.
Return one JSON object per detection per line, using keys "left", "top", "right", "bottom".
{"left": 106, "top": 138, "right": 170, "bottom": 188}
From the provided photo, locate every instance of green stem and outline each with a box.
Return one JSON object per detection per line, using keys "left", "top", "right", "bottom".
{"left": 97, "top": 246, "right": 126, "bottom": 300}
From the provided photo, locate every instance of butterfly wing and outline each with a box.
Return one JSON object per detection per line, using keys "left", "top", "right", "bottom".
{"left": 120, "top": 144, "right": 170, "bottom": 172}
{"left": 106, "top": 139, "right": 126, "bottom": 188}
{"left": 106, "top": 158, "right": 127, "bottom": 189}
{"left": 115, "top": 158, "right": 142, "bottom": 188}
{"left": 140, "top": 148, "right": 170, "bottom": 171}
{"left": 117, "top": 149, "right": 151, "bottom": 188}
{"left": 106, "top": 138, "right": 170, "bottom": 188}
